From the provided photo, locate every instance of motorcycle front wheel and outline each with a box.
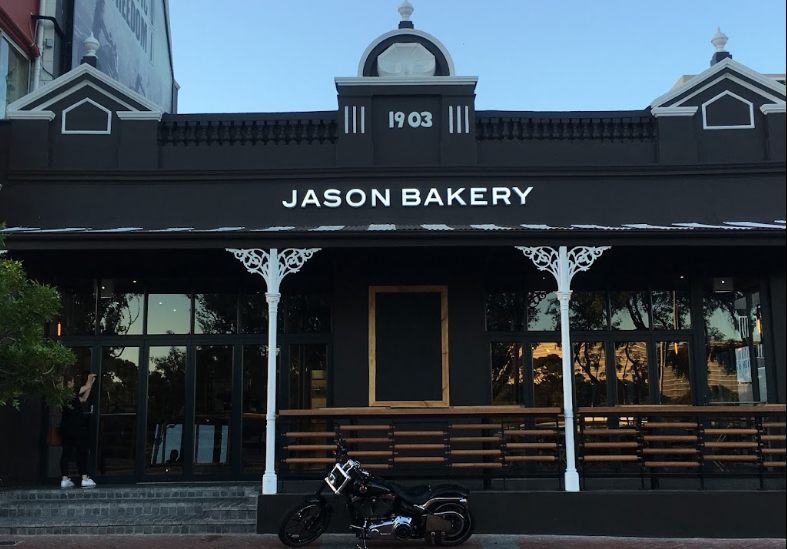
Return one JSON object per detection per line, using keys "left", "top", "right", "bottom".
{"left": 277, "top": 502, "right": 331, "bottom": 547}
{"left": 432, "top": 502, "right": 474, "bottom": 546}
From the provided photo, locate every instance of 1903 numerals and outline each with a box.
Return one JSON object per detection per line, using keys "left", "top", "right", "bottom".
{"left": 389, "top": 111, "right": 433, "bottom": 128}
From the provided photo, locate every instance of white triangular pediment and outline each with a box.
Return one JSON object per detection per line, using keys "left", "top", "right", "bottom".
{"left": 6, "top": 63, "right": 163, "bottom": 121}
{"left": 650, "top": 58, "right": 786, "bottom": 109}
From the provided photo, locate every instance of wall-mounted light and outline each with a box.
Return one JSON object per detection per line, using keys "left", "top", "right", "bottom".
{"left": 712, "top": 277, "right": 733, "bottom": 293}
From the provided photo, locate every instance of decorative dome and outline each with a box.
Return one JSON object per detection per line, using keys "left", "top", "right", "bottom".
{"left": 356, "top": 2, "right": 455, "bottom": 78}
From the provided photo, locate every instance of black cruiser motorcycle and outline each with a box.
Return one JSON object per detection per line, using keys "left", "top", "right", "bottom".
{"left": 278, "top": 439, "right": 473, "bottom": 547}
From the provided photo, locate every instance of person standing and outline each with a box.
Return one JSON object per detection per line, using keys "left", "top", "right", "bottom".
{"left": 60, "top": 373, "right": 97, "bottom": 488}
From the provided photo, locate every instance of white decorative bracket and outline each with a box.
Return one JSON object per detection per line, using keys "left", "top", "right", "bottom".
{"left": 516, "top": 245, "right": 609, "bottom": 492}
{"left": 227, "top": 247, "right": 320, "bottom": 495}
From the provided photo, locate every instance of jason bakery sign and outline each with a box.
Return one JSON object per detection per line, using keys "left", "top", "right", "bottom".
{"left": 283, "top": 186, "right": 534, "bottom": 209}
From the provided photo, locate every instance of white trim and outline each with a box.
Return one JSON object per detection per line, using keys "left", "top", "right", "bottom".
{"left": 116, "top": 111, "right": 164, "bottom": 121}
{"left": 6, "top": 62, "right": 162, "bottom": 113}
{"left": 650, "top": 58, "right": 787, "bottom": 108}
{"left": 761, "top": 103, "right": 786, "bottom": 115}
{"left": 360, "top": 106, "right": 365, "bottom": 134}
{"left": 651, "top": 106, "right": 698, "bottom": 117}
{"left": 448, "top": 105, "right": 453, "bottom": 133}
{"left": 701, "top": 90, "right": 754, "bottom": 130}
{"left": 61, "top": 97, "right": 112, "bottom": 135}
{"left": 36, "top": 80, "right": 136, "bottom": 112}
{"left": 344, "top": 106, "right": 349, "bottom": 134}
{"left": 672, "top": 74, "right": 784, "bottom": 108}
{"left": 336, "top": 76, "right": 478, "bottom": 87}
{"left": 6, "top": 110, "right": 56, "bottom": 121}
{"left": 356, "top": 28, "right": 456, "bottom": 77}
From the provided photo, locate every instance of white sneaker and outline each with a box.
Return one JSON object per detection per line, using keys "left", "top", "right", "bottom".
{"left": 81, "top": 477, "right": 97, "bottom": 488}
{"left": 60, "top": 478, "right": 75, "bottom": 489}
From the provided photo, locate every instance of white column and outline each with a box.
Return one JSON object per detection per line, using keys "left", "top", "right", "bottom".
{"left": 227, "top": 247, "right": 320, "bottom": 494}
{"left": 517, "top": 245, "right": 609, "bottom": 492}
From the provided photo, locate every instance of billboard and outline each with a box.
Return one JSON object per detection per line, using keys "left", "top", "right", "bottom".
{"left": 72, "top": 0, "right": 175, "bottom": 112}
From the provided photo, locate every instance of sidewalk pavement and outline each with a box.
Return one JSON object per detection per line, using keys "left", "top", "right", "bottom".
{"left": 0, "top": 534, "right": 784, "bottom": 549}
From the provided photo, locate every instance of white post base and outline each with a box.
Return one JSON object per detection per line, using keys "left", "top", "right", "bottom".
{"left": 262, "top": 472, "right": 278, "bottom": 495}
{"left": 564, "top": 470, "right": 580, "bottom": 492}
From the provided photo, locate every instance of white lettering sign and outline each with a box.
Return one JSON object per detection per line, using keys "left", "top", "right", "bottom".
{"left": 282, "top": 187, "right": 534, "bottom": 209}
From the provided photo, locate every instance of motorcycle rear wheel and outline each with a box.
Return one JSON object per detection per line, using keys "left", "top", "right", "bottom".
{"left": 278, "top": 503, "right": 331, "bottom": 547}
{"left": 432, "top": 502, "right": 474, "bottom": 546}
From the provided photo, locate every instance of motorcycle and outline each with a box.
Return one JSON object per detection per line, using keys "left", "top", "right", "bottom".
{"left": 278, "top": 439, "right": 474, "bottom": 547}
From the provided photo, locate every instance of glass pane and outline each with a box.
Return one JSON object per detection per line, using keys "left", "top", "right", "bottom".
{"left": 751, "top": 294, "right": 767, "bottom": 403}
{"left": 572, "top": 342, "right": 607, "bottom": 407}
{"left": 703, "top": 290, "right": 754, "bottom": 404}
{"left": 146, "top": 346, "right": 186, "bottom": 475}
{"left": 490, "top": 342, "right": 522, "bottom": 404}
{"left": 240, "top": 294, "right": 268, "bottom": 334}
{"left": 615, "top": 342, "right": 649, "bottom": 404}
{"left": 527, "top": 291, "right": 559, "bottom": 331}
{"left": 195, "top": 294, "right": 238, "bottom": 334}
{"left": 486, "top": 291, "right": 524, "bottom": 332}
{"left": 147, "top": 294, "right": 191, "bottom": 335}
{"left": 656, "top": 341, "right": 691, "bottom": 404}
{"left": 242, "top": 345, "right": 269, "bottom": 474}
{"left": 98, "top": 280, "right": 144, "bottom": 336}
{"left": 3, "top": 38, "right": 29, "bottom": 110}
{"left": 569, "top": 292, "right": 608, "bottom": 330}
{"left": 194, "top": 346, "right": 233, "bottom": 473}
{"left": 97, "top": 346, "right": 139, "bottom": 477}
{"left": 532, "top": 342, "right": 563, "bottom": 407}
{"left": 55, "top": 280, "right": 96, "bottom": 336}
{"left": 651, "top": 290, "right": 692, "bottom": 330}
{"left": 282, "top": 295, "right": 331, "bottom": 334}
{"left": 610, "top": 291, "right": 650, "bottom": 330}
{"left": 289, "top": 344, "right": 327, "bottom": 410}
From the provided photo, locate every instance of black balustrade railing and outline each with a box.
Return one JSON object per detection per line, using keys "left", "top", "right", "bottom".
{"left": 475, "top": 115, "right": 657, "bottom": 142}
{"left": 158, "top": 116, "right": 339, "bottom": 146}
{"left": 276, "top": 405, "right": 786, "bottom": 490}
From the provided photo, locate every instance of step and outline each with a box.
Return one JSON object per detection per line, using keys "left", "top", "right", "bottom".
{"left": 0, "top": 484, "right": 259, "bottom": 502}
{"left": 0, "top": 496, "right": 256, "bottom": 520}
{"left": 0, "top": 516, "right": 256, "bottom": 535}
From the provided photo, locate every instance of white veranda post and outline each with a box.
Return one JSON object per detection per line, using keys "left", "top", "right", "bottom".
{"left": 516, "top": 245, "right": 609, "bottom": 492}
{"left": 227, "top": 247, "right": 320, "bottom": 495}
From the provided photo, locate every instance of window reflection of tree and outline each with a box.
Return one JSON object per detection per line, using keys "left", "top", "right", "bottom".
{"left": 610, "top": 292, "right": 649, "bottom": 330}
{"left": 703, "top": 290, "right": 754, "bottom": 404}
{"left": 486, "top": 291, "right": 523, "bottom": 332}
{"left": 147, "top": 347, "right": 186, "bottom": 467}
{"left": 572, "top": 342, "right": 606, "bottom": 407}
{"left": 282, "top": 295, "right": 331, "bottom": 333}
{"left": 528, "top": 291, "right": 558, "bottom": 331}
{"left": 615, "top": 342, "right": 648, "bottom": 404}
{"left": 657, "top": 342, "right": 691, "bottom": 404}
{"left": 490, "top": 342, "right": 522, "bottom": 404}
{"left": 532, "top": 344, "right": 562, "bottom": 408}
{"left": 652, "top": 291, "right": 691, "bottom": 330}
{"left": 99, "top": 294, "right": 142, "bottom": 336}
{"left": 568, "top": 292, "right": 608, "bottom": 331}
{"left": 195, "top": 294, "right": 237, "bottom": 334}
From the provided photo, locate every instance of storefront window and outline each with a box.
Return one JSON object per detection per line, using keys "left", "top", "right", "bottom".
{"left": 656, "top": 341, "right": 691, "bottom": 404}
{"left": 652, "top": 290, "right": 691, "bottom": 330}
{"left": 146, "top": 345, "right": 186, "bottom": 475}
{"left": 97, "top": 346, "right": 139, "bottom": 477}
{"left": 610, "top": 291, "right": 649, "bottom": 330}
{"left": 282, "top": 295, "right": 331, "bottom": 333}
{"left": 527, "top": 291, "right": 559, "bottom": 331}
{"left": 194, "top": 294, "right": 238, "bottom": 334}
{"left": 289, "top": 344, "right": 327, "bottom": 409}
{"left": 147, "top": 294, "right": 191, "bottom": 335}
{"left": 1, "top": 38, "right": 29, "bottom": 117}
{"left": 194, "top": 345, "right": 233, "bottom": 473}
{"left": 490, "top": 342, "right": 522, "bottom": 404}
{"left": 242, "top": 345, "right": 273, "bottom": 473}
{"left": 486, "top": 291, "right": 524, "bottom": 331}
{"left": 98, "top": 279, "right": 144, "bottom": 336}
{"left": 703, "top": 283, "right": 761, "bottom": 404}
{"left": 570, "top": 292, "right": 608, "bottom": 331}
{"left": 55, "top": 280, "right": 96, "bottom": 336}
{"left": 240, "top": 293, "right": 269, "bottom": 334}
{"left": 572, "top": 342, "right": 607, "bottom": 407}
{"left": 532, "top": 342, "right": 562, "bottom": 407}
{"left": 615, "top": 341, "right": 649, "bottom": 404}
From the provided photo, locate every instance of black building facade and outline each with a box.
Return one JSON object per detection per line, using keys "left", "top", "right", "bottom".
{"left": 0, "top": 8, "right": 785, "bottom": 524}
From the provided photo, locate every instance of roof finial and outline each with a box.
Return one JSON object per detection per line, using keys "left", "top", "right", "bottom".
{"left": 711, "top": 27, "right": 728, "bottom": 52}
{"left": 398, "top": 1, "right": 414, "bottom": 29}
{"left": 84, "top": 32, "right": 100, "bottom": 57}
{"left": 710, "top": 27, "right": 732, "bottom": 67}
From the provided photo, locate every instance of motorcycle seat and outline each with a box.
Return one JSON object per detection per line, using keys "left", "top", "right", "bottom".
{"left": 386, "top": 482, "right": 435, "bottom": 505}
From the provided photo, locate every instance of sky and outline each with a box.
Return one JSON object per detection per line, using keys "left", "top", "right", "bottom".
{"left": 168, "top": 0, "right": 787, "bottom": 114}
